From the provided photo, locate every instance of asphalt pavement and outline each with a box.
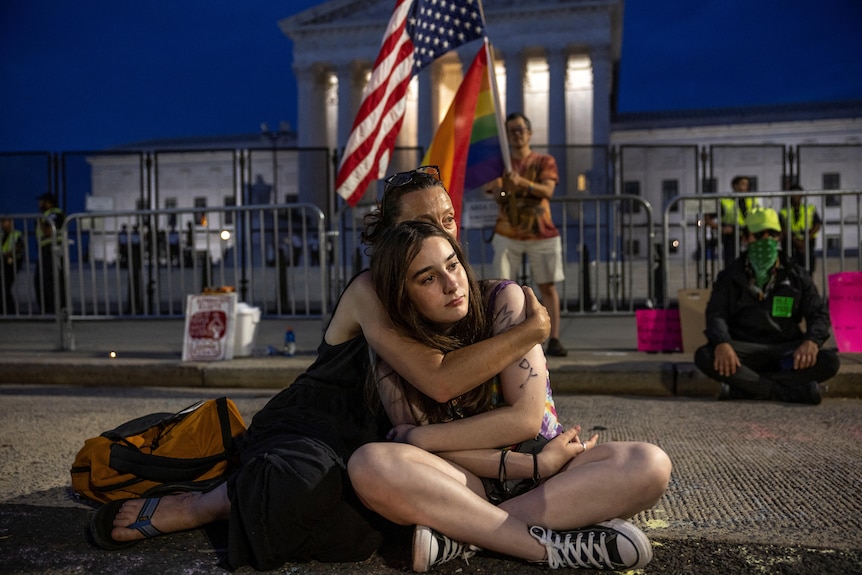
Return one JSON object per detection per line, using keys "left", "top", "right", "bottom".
{"left": 1, "top": 316, "right": 861, "bottom": 574}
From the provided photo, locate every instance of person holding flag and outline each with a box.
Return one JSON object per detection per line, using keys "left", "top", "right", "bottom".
{"left": 485, "top": 113, "right": 568, "bottom": 357}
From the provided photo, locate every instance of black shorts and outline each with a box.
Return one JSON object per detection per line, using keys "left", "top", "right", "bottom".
{"left": 226, "top": 433, "right": 382, "bottom": 570}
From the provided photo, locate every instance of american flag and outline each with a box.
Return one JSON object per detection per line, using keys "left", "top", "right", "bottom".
{"left": 335, "top": 0, "right": 486, "bottom": 206}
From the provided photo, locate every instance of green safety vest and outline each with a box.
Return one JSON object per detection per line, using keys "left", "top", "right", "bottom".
{"left": 719, "top": 197, "right": 758, "bottom": 227}
{"left": 2, "top": 228, "right": 23, "bottom": 255}
{"left": 37, "top": 207, "right": 64, "bottom": 247}
{"left": 780, "top": 204, "right": 818, "bottom": 240}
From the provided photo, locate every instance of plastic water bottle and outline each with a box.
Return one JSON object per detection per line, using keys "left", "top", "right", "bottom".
{"left": 283, "top": 327, "right": 296, "bottom": 357}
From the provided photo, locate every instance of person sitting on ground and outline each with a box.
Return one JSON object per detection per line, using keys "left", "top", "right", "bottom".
{"left": 693, "top": 208, "right": 840, "bottom": 404}
{"left": 350, "top": 220, "right": 671, "bottom": 572}
{"left": 89, "top": 166, "right": 552, "bottom": 571}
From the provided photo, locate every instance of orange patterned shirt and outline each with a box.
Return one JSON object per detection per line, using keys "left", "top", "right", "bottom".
{"left": 493, "top": 152, "right": 560, "bottom": 240}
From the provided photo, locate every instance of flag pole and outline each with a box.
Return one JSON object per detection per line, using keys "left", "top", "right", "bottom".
{"left": 475, "top": 0, "right": 510, "bottom": 172}
{"left": 482, "top": 38, "right": 511, "bottom": 173}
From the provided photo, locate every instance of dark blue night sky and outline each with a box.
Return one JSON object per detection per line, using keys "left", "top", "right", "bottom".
{"left": 1, "top": 0, "right": 861, "bottom": 153}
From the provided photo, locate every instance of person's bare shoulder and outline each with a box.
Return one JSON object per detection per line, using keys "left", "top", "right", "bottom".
{"left": 325, "top": 270, "right": 375, "bottom": 344}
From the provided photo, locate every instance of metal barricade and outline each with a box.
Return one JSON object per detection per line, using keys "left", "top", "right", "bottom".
{"left": 462, "top": 194, "right": 655, "bottom": 314}
{"left": 662, "top": 189, "right": 862, "bottom": 307}
{"left": 57, "top": 203, "right": 330, "bottom": 350}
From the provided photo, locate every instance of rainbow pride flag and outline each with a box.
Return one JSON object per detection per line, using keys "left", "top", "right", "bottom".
{"left": 422, "top": 42, "right": 505, "bottom": 228}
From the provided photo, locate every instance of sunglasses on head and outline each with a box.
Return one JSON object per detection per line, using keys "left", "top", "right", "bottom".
{"left": 384, "top": 165, "right": 441, "bottom": 190}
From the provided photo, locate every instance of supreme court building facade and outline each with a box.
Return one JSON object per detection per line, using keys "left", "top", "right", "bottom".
{"left": 279, "top": 0, "right": 621, "bottom": 169}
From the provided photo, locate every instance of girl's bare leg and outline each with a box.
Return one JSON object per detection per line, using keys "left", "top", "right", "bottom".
{"left": 348, "top": 440, "right": 671, "bottom": 561}
{"left": 349, "top": 442, "right": 548, "bottom": 561}
{"left": 500, "top": 441, "right": 671, "bottom": 529}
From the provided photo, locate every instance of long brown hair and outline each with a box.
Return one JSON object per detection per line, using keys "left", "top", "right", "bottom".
{"left": 370, "top": 221, "right": 494, "bottom": 423}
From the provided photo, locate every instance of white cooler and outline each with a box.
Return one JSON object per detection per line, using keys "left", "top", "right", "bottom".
{"left": 233, "top": 302, "right": 262, "bottom": 357}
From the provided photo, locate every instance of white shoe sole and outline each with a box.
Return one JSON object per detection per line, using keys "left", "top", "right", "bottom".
{"left": 412, "top": 524, "right": 433, "bottom": 573}
{"left": 599, "top": 518, "right": 653, "bottom": 569}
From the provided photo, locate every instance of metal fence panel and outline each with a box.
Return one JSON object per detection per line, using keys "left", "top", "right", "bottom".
{"left": 463, "top": 194, "right": 655, "bottom": 314}
{"left": 663, "top": 189, "right": 862, "bottom": 307}
{"left": 53, "top": 204, "right": 329, "bottom": 349}
{"left": 4, "top": 144, "right": 862, "bottom": 351}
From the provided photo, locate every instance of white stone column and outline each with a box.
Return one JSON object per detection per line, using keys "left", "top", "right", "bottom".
{"left": 589, "top": 45, "right": 612, "bottom": 196}
{"left": 504, "top": 48, "right": 524, "bottom": 117}
{"left": 417, "top": 64, "right": 438, "bottom": 151}
{"left": 335, "top": 61, "right": 361, "bottom": 151}
{"left": 547, "top": 48, "right": 568, "bottom": 148}
{"left": 294, "top": 64, "right": 328, "bottom": 206}
{"left": 294, "top": 64, "right": 327, "bottom": 148}
{"left": 396, "top": 78, "right": 415, "bottom": 149}
{"left": 590, "top": 45, "right": 612, "bottom": 146}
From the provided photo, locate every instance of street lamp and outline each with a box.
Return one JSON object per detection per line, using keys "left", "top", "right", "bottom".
{"left": 219, "top": 229, "right": 231, "bottom": 287}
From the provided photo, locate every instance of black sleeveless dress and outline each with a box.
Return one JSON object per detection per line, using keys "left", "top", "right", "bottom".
{"left": 226, "top": 281, "right": 391, "bottom": 570}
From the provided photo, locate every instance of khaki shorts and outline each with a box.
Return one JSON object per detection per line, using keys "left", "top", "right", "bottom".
{"left": 492, "top": 234, "right": 565, "bottom": 284}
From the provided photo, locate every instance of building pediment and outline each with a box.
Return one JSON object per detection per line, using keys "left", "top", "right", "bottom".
{"left": 280, "top": 0, "right": 398, "bottom": 68}
{"left": 279, "top": 0, "right": 394, "bottom": 35}
{"left": 281, "top": 0, "right": 621, "bottom": 28}
{"left": 280, "top": 0, "right": 623, "bottom": 67}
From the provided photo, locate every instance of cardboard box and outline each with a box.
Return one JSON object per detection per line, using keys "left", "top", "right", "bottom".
{"left": 678, "top": 288, "right": 711, "bottom": 353}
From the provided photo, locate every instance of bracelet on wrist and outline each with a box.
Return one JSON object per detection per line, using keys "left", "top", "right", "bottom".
{"left": 498, "top": 450, "right": 510, "bottom": 484}
{"left": 532, "top": 452, "right": 541, "bottom": 484}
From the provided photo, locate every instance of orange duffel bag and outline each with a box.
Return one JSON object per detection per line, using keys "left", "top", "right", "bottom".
{"left": 71, "top": 397, "right": 246, "bottom": 504}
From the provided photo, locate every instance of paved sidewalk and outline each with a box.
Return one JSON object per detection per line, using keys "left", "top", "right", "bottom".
{"left": 1, "top": 386, "right": 861, "bottom": 574}
{"left": 1, "top": 316, "right": 861, "bottom": 573}
{"left": 1, "top": 316, "right": 860, "bottom": 397}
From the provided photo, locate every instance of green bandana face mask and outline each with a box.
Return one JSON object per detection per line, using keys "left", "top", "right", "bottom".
{"left": 747, "top": 237, "right": 779, "bottom": 288}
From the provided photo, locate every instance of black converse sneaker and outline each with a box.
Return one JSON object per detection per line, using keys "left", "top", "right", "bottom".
{"left": 412, "top": 525, "right": 480, "bottom": 572}
{"left": 528, "top": 518, "right": 653, "bottom": 570}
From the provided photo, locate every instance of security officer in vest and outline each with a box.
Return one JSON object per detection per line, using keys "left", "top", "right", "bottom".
{"left": 694, "top": 208, "right": 840, "bottom": 405}
{"left": 1, "top": 216, "right": 24, "bottom": 314}
{"left": 35, "top": 192, "right": 66, "bottom": 314}
{"left": 706, "top": 175, "right": 760, "bottom": 269}
{"left": 779, "top": 185, "right": 821, "bottom": 274}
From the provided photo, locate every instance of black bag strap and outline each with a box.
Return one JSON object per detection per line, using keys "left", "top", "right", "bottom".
{"left": 101, "top": 400, "right": 205, "bottom": 446}
{"left": 101, "top": 412, "right": 173, "bottom": 448}
{"left": 109, "top": 446, "right": 228, "bottom": 483}
{"left": 108, "top": 397, "right": 235, "bottom": 483}
{"left": 215, "top": 396, "right": 235, "bottom": 453}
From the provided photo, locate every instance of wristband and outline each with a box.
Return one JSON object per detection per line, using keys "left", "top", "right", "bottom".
{"left": 498, "top": 450, "right": 510, "bottom": 484}
{"left": 532, "top": 452, "right": 541, "bottom": 484}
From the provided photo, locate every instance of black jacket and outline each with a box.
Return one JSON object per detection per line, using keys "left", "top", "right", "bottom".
{"left": 704, "top": 253, "right": 832, "bottom": 347}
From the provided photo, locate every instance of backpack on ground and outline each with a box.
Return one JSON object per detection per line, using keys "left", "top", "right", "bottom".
{"left": 71, "top": 396, "right": 246, "bottom": 504}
